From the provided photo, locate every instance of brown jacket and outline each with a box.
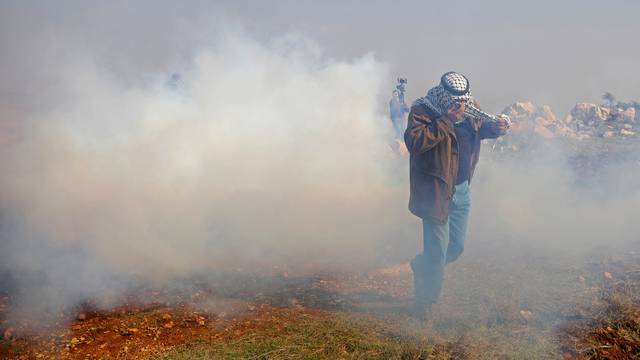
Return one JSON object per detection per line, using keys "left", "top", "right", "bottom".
{"left": 404, "top": 102, "right": 505, "bottom": 223}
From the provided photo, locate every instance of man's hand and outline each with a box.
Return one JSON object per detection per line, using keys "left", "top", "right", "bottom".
{"left": 446, "top": 102, "right": 466, "bottom": 123}
{"left": 494, "top": 114, "right": 511, "bottom": 133}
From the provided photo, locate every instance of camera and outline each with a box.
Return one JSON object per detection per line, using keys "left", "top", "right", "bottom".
{"left": 396, "top": 78, "right": 407, "bottom": 93}
{"left": 396, "top": 78, "right": 407, "bottom": 103}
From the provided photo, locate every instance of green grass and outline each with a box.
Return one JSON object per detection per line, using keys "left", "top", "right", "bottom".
{"left": 156, "top": 309, "right": 564, "bottom": 360}
{"left": 152, "top": 239, "right": 639, "bottom": 359}
{"left": 156, "top": 313, "right": 438, "bottom": 360}
{"left": 155, "top": 244, "right": 630, "bottom": 359}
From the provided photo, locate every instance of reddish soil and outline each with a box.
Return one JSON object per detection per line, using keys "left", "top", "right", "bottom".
{"left": 559, "top": 263, "right": 640, "bottom": 360}
{"left": 0, "top": 294, "right": 322, "bottom": 359}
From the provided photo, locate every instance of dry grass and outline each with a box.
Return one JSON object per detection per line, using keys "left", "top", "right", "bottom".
{"left": 1, "top": 244, "right": 638, "bottom": 359}
{"left": 560, "top": 266, "right": 640, "bottom": 359}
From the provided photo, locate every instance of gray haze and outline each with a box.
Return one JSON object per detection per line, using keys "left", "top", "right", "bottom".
{"left": 4, "top": 1, "right": 639, "bottom": 114}
{"left": 0, "top": 1, "right": 639, "bottom": 325}
{"left": 220, "top": 0, "right": 640, "bottom": 113}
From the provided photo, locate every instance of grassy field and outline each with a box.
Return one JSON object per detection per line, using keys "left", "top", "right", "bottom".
{"left": 0, "top": 235, "right": 638, "bottom": 359}
{"left": 157, "top": 313, "right": 438, "bottom": 360}
{"left": 152, "top": 241, "right": 638, "bottom": 359}
{"left": 157, "top": 244, "right": 639, "bottom": 359}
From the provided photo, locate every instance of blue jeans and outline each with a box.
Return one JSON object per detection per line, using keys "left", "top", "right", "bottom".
{"left": 411, "top": 181, "right": 471, "bottom": 305}
{"left": 391, "top": 117, "right": 404, "bottom": 139}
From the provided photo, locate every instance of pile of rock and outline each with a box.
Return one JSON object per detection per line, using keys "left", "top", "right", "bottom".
{"left": 497, "top": 100, "right": 637, "bottom": 142}
{"left": 500, "top": 101, "right": 575, "bottom": 140}
{"left": 565, "top": 103, "right": 636, "bottom": 139}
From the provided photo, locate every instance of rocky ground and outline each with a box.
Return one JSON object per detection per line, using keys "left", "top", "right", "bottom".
{"left": 559, "top": 261, "right": 640, "bottom": 359}
{"left": 1, "top": 243, "right": 639, "bottom": 359}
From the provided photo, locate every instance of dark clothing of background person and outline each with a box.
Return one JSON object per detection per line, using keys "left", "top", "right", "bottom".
{"left": 389, "top": 96, "right": 409, "bottom": 138}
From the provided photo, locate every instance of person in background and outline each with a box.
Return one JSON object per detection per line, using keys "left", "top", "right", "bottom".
{"left": 404, "top": 72, "right": 510, "bottom": 321}
{"left": 390, "top": 89, "right": 409, "bottom": 139}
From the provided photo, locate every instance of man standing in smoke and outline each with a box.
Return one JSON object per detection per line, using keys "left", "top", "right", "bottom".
{"left": 404, "top": 72, "right": 509, "bottom": 320}
{"left": 390, "top": 89, "right": 409, "bottom": 138}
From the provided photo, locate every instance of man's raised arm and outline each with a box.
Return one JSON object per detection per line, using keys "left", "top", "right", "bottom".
{"left": 479, "top": 118, "right": 508, "bottom": 139}
{"left": 404, "top": 109, "right": 447, "bottom": 155}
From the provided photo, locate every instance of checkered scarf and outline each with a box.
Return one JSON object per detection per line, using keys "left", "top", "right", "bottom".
{"left": 413, "top": 72, "right": 510, "bottom": 126}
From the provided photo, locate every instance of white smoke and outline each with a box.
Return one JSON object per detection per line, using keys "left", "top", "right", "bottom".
{"left": 1, "top": 5, "right": 639, "bottom": 329}
{"left": 0, "top": 30, "right": 417, "bottom": 319}
{"left": 471, "top": 141, "right": 640, "bottom": 255}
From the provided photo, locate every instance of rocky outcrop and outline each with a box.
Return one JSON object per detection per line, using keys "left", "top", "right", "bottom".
{"left": 567, "top": 103, "right": 636, "bottom": 138}
{"left": 499, "top": 101, "right": 578, "bottom": 140}
{"left": 498, "top": 100, "right": 637, "bottom": 142}
{"left": 621, "top": 107, "right": 635, "bottom": 123}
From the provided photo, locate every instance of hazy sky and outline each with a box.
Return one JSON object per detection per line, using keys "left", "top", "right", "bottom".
{"left": 2, "top": 0, "right": 639, "bottom": 113}
{"left": 220, "top": 0, "right": 640, "bottom": 113}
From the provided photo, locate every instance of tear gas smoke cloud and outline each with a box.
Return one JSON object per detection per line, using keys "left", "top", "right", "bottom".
{"left": 1, "top": 5, "right": 639, "bottom": 327}
{"left": 472, "top": 142, "right": 640, "bottom": 255}
{"left": 0, "top": 30, "right": 419, "bottom": 318}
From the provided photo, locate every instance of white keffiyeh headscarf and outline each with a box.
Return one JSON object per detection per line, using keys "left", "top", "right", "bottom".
{"left": 414, "top": 72, "right": 473, "bottom": 116}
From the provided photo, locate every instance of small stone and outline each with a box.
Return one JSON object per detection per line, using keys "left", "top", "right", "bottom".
{"left": 120, "top": 327, "right": 137, "bottom": 336}
{"left": 519, "top": 310, "right": 534, "bottom": 321}
{"left": 622, "top": 107, "right": 636, "bottom": 122}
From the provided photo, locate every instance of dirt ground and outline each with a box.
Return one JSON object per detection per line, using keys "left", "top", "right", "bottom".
{"left": 1, "top": 244, "right": 639, "bottom": 359}
{"left": 0, "top": 288, "right": 325, "bottom": 359}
